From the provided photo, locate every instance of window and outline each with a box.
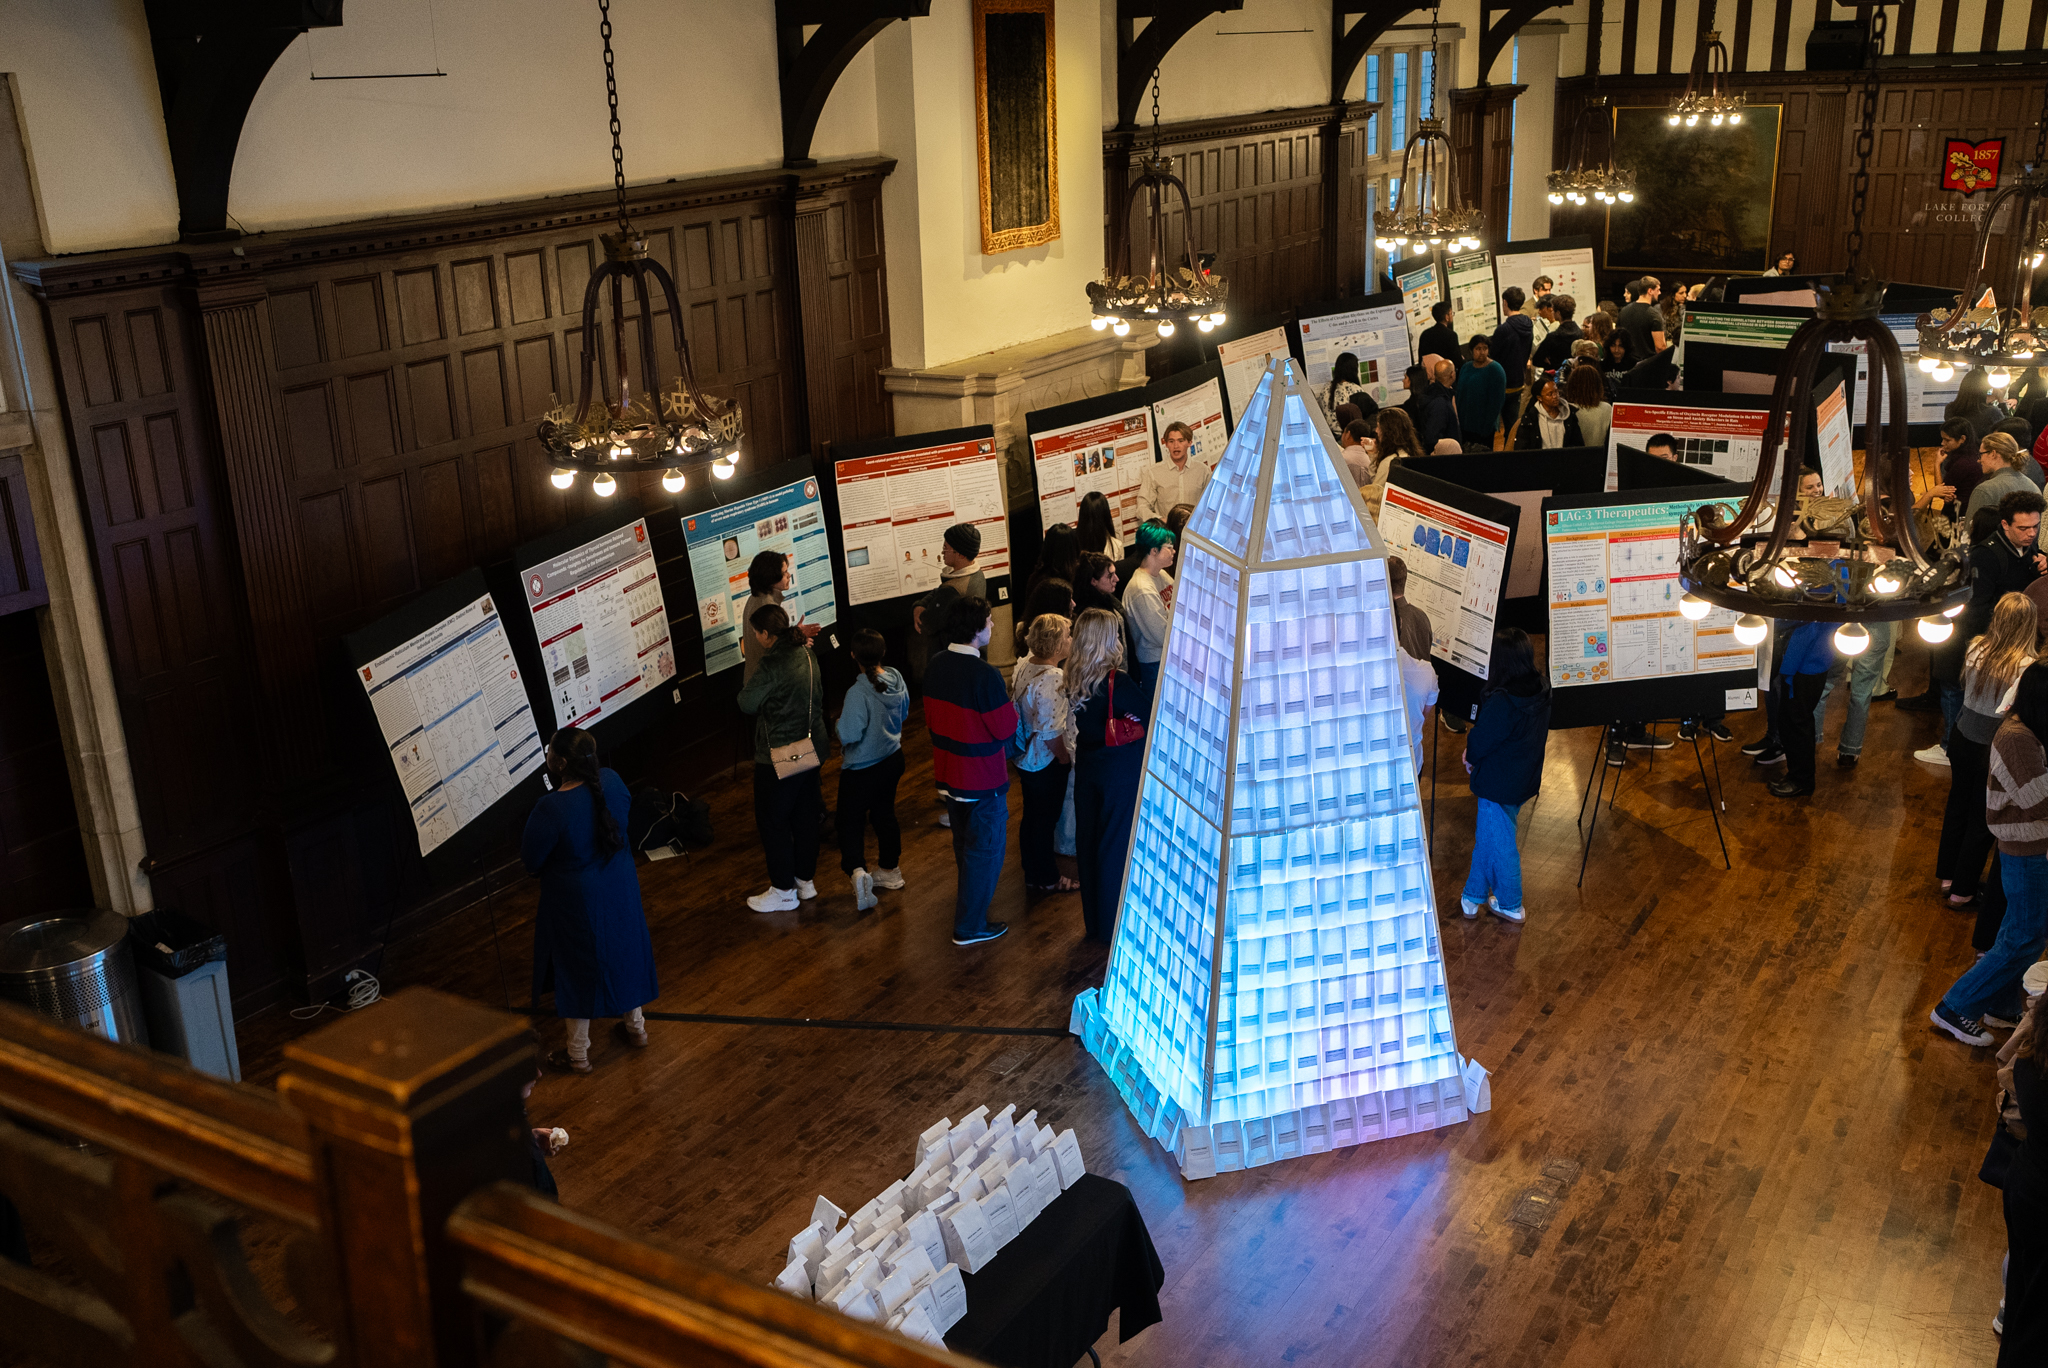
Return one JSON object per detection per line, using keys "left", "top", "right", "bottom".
{"left": 1391, "top": 53, "right": 1408, "bottom": 145}
{"left": 1366, "top": 55, "right": 1380, "bottom": 158}
{"left": 1419, "top": 49, "right": 1434, "bottom": 122}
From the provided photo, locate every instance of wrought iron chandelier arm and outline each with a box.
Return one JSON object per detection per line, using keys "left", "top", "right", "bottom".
{"left": 1864, "top": 316, "right": 1933, "bottom": 566}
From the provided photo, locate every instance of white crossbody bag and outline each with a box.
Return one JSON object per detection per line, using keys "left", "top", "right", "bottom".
{"left": 771, "top": 652, "right": 821, "bottom": 779}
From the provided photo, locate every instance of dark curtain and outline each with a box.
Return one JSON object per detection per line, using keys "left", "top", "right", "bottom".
{"left": 985, "top": 12, "right": 1051, "bottom": 233}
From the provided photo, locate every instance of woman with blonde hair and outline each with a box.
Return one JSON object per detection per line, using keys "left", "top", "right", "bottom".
{"left": 1012, "top": 613, "right": 1076, "bottom": 894}
{"left": 1062, "top": 608, "right": 1151, "bottom": 943}
{"left": 1939, "top": 592, "right": 2040, "bottom": 908}
{"left": 1365, "top": 408, "right": 1425, "bottom": 516}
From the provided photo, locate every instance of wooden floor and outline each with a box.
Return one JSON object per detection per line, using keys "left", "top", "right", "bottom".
{"left": 238, "top": 640, "right": 2014, "bottom": 1368}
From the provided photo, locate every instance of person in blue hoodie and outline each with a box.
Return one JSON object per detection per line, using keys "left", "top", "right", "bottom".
{"left": 1769, "top": 619, "right": 1837, "bottom": 799}
{"left": 836, "top": 628, "right": 910, "bottom": 911}
{"left": 1459, "top": 628, "right": 1551, "bottom": 925}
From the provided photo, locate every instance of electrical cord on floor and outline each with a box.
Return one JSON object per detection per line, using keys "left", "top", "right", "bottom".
{"left": 288, "top": 969, "right": 382, "bottom": 1020}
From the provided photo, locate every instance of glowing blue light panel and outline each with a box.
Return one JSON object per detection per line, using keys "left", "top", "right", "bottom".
{"left": 1073, "top": 358, "right": 1486, "bottom": 1178}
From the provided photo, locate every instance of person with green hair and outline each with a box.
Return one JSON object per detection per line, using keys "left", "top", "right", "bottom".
{"left": 1121, "top": 520, "right": 1178, "bottom": 692}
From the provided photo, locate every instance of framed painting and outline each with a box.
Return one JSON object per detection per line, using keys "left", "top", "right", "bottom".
{"left": 973, "top": 0, "right": 1061, "bottom": 254}
{"left": 1603, "top": 104, "right": 1783, "bottom": 275}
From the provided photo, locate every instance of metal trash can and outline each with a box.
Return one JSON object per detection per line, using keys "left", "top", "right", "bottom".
{"left": 129, "top": 909, "right": 240, "bottom": 1081}
{"left": 0, "top": 908, "right": 150, "bottom": 1046}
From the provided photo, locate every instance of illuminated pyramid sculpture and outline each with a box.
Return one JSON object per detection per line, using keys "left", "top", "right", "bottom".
{"left": 1070, "top": 357, "right": 1488, "bottom": 1179}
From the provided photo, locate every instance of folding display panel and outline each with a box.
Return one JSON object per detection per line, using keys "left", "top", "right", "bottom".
{"left": 1073, "top": 358, "right": 1489, "bottom": 1179}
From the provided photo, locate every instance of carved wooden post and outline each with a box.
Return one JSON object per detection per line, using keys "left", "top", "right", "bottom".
{"left": 278, "top": 987, "right": 534, "bottom": 1368}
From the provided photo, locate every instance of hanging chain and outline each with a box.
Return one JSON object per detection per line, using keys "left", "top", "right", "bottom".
{"left": 1425, "top": 6, "right": 1440, "bottom": 120}
{"left": 599, "top": 0, "right": 629, "bottom": 236}
{"left": 2034, "top": 70, "right": 2048, "bottom": 169}
{"left": 1150, "top": 68, "right": 1163, "bottom": 155}
{"left": 1844, "top": 4, "right": 1886, "bottom": 271}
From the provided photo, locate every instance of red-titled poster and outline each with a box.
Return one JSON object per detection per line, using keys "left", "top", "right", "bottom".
{"left": 1942, "top": 138, "right": 2003, "bottom": 196}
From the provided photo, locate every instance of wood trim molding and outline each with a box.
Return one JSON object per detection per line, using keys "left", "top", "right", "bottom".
{"left": 1102, "top": 100, "right": 1380, "bottom": 159}
{"left": 10, "top": 158, "right": 900, "bottom": 301}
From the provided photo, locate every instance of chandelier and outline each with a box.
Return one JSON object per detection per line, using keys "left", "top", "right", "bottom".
{"left": 1676, "top": 4, "right": 1969, "bottom": 652}
{"left": 1087, "top": 70, "right": 1228, "bottom": 338}
{"left": 1666, "top": 12, "right": 1745, "bottom": 128}
{"left": 1374, "top": 8, "right": 1481, "bottom": 256}
{"left": 537, "top": 0, "right": 742, "bottom": 497}
{"left": 1548, "top": 94, "right": 1635, "bottom": 208}
{"left": 1914, "top": 82, "right": 2048, "bottom": 390}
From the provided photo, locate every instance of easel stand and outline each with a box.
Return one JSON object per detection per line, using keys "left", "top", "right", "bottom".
{"left": 1574, "top": 720, "right": 1731, "bottom": 887}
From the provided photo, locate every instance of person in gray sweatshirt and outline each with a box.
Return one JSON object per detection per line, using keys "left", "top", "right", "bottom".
{"left": 836, "top": 628, "right": 910, "bottom": 911}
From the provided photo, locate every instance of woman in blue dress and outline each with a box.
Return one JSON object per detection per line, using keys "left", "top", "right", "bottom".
{"left": 520, "top": 726, "right": 658, "bottom": 1073}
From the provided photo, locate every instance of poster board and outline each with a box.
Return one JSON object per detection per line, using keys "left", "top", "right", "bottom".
{"left": 830, "top": 427, "right": 1010, "bottom": 608}
{"left": 344, "top": 568, "right": 547, "bottom": 860}
{"left": 1542, "top": 485, "right": 1759, "bottom": 730}
{"left": 1024, "top": 390, "right": 1152, "bottom": 539}
{"left": 1826, "top": 312, "right": 1961, "bottom": 434}
{"left": 1291, "top": 292, "right": 1412, "bottom": 411}
{"left": 1147, "top": 361, "right": 1231, "bottom": 468}
{"left": 1215, "top": 327, "right": 1292, "bottom": 425}
{"left": 1606, "top": 390, "right": 1776, "bottom": 489}
{"left": 1375, "top": 467, "right": 1519, "bottom": 719}
{"left": 1678, "top": 302, "right": 1809, "bottom": 394}
{"left": 514, "top": 509, "right": 677, "bottom": 737}
{"left": 1394, "top": 250, "right": 1499, "bottom": 353}
{"left": 680, "top": 474, "right": 837, "bottom": 675}
{"left": 1813, "top": 374, "right": 1855, "bottom": 498}
{"left": 1491, "top": 235, "right": 1598, "bottom": 313}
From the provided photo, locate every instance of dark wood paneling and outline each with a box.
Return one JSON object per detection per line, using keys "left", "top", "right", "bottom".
{"left": 12, "top": 158, "right": 895, "bottom": 1013}
{"left": 1550, "top": 69, "right": 2048, "bottom": 286}
{"left": 0, "top": 452, "right": 47, "bottom": 615}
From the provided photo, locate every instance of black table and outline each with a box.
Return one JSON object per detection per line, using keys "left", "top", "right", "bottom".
{"left": 945, "top": 1173, "right": 1164, "bottom": 1368}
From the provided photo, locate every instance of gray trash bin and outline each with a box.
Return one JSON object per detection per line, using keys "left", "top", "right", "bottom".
{"left": 0, "top": 908, "right": 150, "bottom": 1046}
{"left": 128, "top": 910, "right": 240, "bottom": 1082}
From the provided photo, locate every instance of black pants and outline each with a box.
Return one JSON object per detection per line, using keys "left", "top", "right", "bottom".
{"left": 1938, "top": 734, "right": 1996, "bottom": 897}
{"left": 1779, "top": 671, "right": 1827, "bottom": 789}
{"left": 753, "top": 763, "right": 822, "bottom": 890}
{"left": 1018, "top": 759, "right": 1072, "bottom": 889}
{"left": 836, "top": 750, "right": 904, "bottom": 875}
{"left": 1075, "top": 746, "right": 1143, "bottom": 943}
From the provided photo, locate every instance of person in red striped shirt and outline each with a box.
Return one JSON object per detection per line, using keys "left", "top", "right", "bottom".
{"left": 923, "top": 595, "right": 1020, "bottom": 946}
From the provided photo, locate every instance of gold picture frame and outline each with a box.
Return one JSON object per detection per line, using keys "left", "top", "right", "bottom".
{"left": 973, "top": 0, "right": 1061, "bottom": 255}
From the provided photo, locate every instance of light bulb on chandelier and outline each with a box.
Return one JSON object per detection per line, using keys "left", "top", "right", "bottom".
{"left": 1919, "top": 616, "right": 1954, "bottom": 643}
{"left": 591, "top": 472, "right": 617, "bottom": 498}
{"left": 1833, "top": 622, "right": 1871, "bottom": 656}
{"left": 661, "top": 469, "right": 685, "bottom": 493}
{"left": 1679, "top": 592, "right": 1712, "bottom": 621}
{"left": 1732, "top": 615, "right": 1769, "bottom": 646}
{"left": 712, "top": 456, "right": 736, "bottom": 479}
{"left": 550, "top": 468, "right": 575, "bottom": 490}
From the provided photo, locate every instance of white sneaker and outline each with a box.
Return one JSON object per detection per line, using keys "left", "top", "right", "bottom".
{"left": 1459, "top": 896, "right": 1483, "bottom": 919}
{"left": 852, "top": 869, "right": 877, "bottom": 911}
{"left": 937, "top": 809, "right": 951, "bottom": 829}
{"left": 1488, "top": 896, "right": 1526, "bottom": 924}
{"left": 795, "top": 878, "right": 817, "bottom": 901}
{"left": 1913, "top": 745, "right": 1951, "bottom": 767}
{"left": 748, "top": 886, "right": 799, "bottom": 913}
{"left": 871, "top": 867, "right": 905, "bottom": 890}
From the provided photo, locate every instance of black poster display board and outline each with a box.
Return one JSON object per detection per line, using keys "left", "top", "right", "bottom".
{"left": 1540, "top": 478, "right": 1755, "bottom": 732}
{"left": 1375, "top": 465, "right": 1520, "bottom": 722}
{"left": 502, "top": 501, "right": 686, "bottom": 754}
{"left": 342, "top": 566, "right": 550, "bottom": 868}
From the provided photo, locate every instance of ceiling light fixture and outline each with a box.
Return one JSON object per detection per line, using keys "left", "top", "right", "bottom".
{"left": 1374, "top": 7, "right": 1483, "bottom": 257}
{"left": 1666, "top": 7, "right": 1745, "bottom": 129}
{"left": 1088, "top": 69, "right": 1228, "bottom": 338}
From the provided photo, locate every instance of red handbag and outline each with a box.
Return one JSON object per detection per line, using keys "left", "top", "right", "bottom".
{"left": 1103, "top": 673, "right": 1146, "bottom": 748}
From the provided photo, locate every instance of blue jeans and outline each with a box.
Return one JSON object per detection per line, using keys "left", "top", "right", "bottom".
{"left": 1940, "top": 683, "right": 1964, "bottom": 753}
{"left": 948, "top": 787, "right": 1009, "bottom": 938}
{"left": 1942, "top": 850, "right": 2048, "bottom": 1019}
{"left": 1462, "top": 799, "right": 1524, "bottom": 911}
{"left": 1815, "top": 619, "right": 1896, "bottom": 757}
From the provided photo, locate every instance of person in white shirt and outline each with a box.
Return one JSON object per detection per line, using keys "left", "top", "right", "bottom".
{"left": 1121, "top": 523, "right": 1178, "bottom": 690}
{"left": 1138, "top": 420, "right": 1214, "bottom": 521}
{"left": 1389, "top": 556, "right": 1439, "bottom": 766}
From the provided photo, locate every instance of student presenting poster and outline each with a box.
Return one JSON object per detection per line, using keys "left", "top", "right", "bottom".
{"left": 1029, "top": 407, "right": 1151, "bottom": 536}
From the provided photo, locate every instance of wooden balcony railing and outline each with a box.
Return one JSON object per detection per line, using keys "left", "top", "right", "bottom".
{"left": 0, "top": 988, "right": 976, "bottom": 1368}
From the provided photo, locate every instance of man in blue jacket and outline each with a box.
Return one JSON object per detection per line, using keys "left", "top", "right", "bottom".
{"left": 1489, "top": 286, "right": 1534, "bottom": 423}
{"left": 1455, "top": 337, "right": 1507, "bottom": 449}
{"left": 1770, "top": 620, "right": 1837, "bottom": 798}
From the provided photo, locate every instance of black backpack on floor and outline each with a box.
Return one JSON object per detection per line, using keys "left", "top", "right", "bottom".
{"left": 628, "top": 785, "right": 715, "bottom": 856}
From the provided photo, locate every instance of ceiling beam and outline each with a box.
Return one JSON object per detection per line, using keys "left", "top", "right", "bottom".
{"left": 777, "top": 1, "right": 928, "bottom": 169}
{"left": 1116, "top": 0, "right": 1247, "bottom": 131}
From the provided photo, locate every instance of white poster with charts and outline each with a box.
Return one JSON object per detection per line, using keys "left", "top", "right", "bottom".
{"left": 1214, "top": 327, "right": 1292, "bottom": 425}
{"left": 1544, "top": 499, "right": 1756, "bottom": 691}
{"left": 1294, "top": 301, "right": 1413, "bottom": 411}
{"left": 1375, "top": 484, "right": 1511, "bottom": 680}
{"left": 1028, "top": 406, "right": 1151, "bottom": 537}
{"left": 520, "top": 517, "right": 676, "bottom": 732}
{"left": 833, "top": 434, "right": 1010, "bottom": 607}
{"left": 357, "top": 594, "right": 546, "bottom": 857}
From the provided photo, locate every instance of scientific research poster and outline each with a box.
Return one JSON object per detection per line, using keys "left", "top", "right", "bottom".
{"left": 1375, "top": 484, "right": 1511, "bottom": 680}
{"left": 681, "top": 476, "right": 837, "bottom": 675}
{"left": 519, "top": 518, "right": 674, "bottom": 733}
{"left": 1813, "top": 378, "right": 1854, "bottom": 499}
{"left": 1215, "top": 327, "right": 1292, "bottom": 425}
{"left": 1395, "top": 251, "right": 1496, "bottom": 352}
{"left": 1149, "top": 375, "right": 1229, "bottom": 469}
{"left": 356, "top": 593, "right": 545, "bottom": 857}
{"left": 1826, "top": 314, "right": 1961, "bottom": 426}
{"left": 1294, "top": 298, "right": 1412, "bottom": 410}
{"left": 1607, "top": 397, "right": 1773, "bottom": 488}
{"left": 1028, "top": 405, "right": 1151, "bottom": 537}
{"left": 1544, "top": 500, "right": 1755, "bottom": 690}
{"left": 1397, "top": 259, "right": 1440, "bottom": 353}
{"left": 1492, "top": 237, "right": 1597, "bottom": 314}
{"left": 833, "top": 433, "right": 1010, "bottom": 607}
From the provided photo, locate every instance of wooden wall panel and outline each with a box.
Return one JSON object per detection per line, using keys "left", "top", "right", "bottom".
{"left": 13, "top": 157, "right": 895, "bottom": 1013}
{"left": 0, "top": 452, "right": 47, "bottom": 616}
{"left": 0, "top": 609, "right": 94, "bottom": 915}
{"left": 1550, "top": 69, "right": 2047, "bottom": 289}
